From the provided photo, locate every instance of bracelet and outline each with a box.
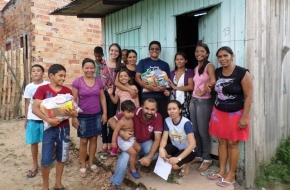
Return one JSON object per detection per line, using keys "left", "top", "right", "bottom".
{"left": 147, "top": 155, "right": 153, "bottom": 160}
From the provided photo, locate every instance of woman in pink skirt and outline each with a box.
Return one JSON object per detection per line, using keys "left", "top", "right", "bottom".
{"left": 208, "top": 46, "right": 253, "bottom": 188}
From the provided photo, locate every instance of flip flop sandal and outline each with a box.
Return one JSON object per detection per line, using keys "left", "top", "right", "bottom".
{"left": 27, "top": 169, "right": 37, "bottom": 178}
{"left": 217, "top": 179, "right": 235, "bottom": 188}
{"left": 79, "top": 168, "right": 87, "bottom": 178}
{"left": 90, "top": 165, "right": 100, "bottom": 174}
{"left": 207, "top": 173, "right": 223, "bottom": 180}
{"left": 201, "top": 169, "right": 217, "bottom": 176}
{"left": 197, "top": 161, "right": 212, "bottom": 172}
{"left": 54, "top": 186, "right": 67, "bottom": 190}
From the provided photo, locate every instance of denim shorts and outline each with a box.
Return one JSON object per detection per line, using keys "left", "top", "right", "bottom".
{"left": 25, "top": 120, "right": 44, "bottom": 144}
{"left": 77, "top": 112, "right": 102, "bottom": 138}
{"left": 41, "top": 125, "right": 70, "bottom": 167}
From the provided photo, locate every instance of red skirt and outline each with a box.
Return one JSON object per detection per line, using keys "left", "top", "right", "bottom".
{"left": 209, "top": 107, "right": 249, "bottom": 141}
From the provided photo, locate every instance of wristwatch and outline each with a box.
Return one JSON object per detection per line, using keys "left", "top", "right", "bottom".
{"left": 178, "top": 157, "right": 182, "bottom": 162}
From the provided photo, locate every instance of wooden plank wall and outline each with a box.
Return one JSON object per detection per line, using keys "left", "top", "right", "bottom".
{"left": 0, "top": 48, "right": 25, "bottom": 120}
{"left": 245, "top": 0, "right": 290, "bottom": 188}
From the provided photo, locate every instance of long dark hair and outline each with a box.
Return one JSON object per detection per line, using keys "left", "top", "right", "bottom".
{"left": 174, "top": 52, "right": 188, "bottom": 70}
{"left": 196, "top": 42, "right": 210, "bottom": 75}
{"left": 109, "top": 43, "right": 122, "bottom": 71}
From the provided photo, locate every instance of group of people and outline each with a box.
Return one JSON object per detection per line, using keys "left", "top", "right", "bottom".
{"left": 23, "top": 40, "right": 252, "bottom": 190}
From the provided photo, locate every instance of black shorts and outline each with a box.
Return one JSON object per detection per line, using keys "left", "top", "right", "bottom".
{"left": 165, "top": 144, "right": 197, "bottom": 167}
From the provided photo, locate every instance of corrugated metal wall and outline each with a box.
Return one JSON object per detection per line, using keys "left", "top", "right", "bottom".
{"left": 104, "top": 0, "right": 245, "bottom": 69}
{"left": 245, "top": 0, "right": 290, "bottom": 188}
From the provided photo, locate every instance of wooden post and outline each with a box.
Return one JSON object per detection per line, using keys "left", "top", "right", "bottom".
{"left": 10, "top": 50, "right": 17, "bottom": 119}
{"left": 6, "top": 50, "right": 11, "bottom": 120}
{"left": 2, "top": 51, "right": 8, "bottom": 120}
{"left": 20, "top": 48, "right": 25, "bottom": 117}
{"left": 0, "top": 47, "right": 4, "bottom": 119}
{"left": 14, "top": 47, "right": 21, "bottom": 117}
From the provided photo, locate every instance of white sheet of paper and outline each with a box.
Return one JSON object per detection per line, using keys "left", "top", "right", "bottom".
{"left": 153, "top": 156, "right": 172, "bottom": 180}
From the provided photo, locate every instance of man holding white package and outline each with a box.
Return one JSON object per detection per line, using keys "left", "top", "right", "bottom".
{"left": 135, "top": 41, "right": 170, "bottom": 120}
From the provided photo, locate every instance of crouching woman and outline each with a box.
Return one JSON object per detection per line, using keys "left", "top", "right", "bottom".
{"left": 159, "top": 100, "right": 197, "bottom": 176}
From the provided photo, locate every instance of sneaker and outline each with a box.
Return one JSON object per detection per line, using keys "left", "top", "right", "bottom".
{"left": 128, "top": 168, "right": 141, "bottom": 179}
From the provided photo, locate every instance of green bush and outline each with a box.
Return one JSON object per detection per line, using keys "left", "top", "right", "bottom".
{"left": 255, "top": 138, "right": 290, "bottom": 189}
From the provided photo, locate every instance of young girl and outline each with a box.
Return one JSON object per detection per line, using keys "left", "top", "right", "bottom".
{"left": 108, "top": 69, "right": 139, "bottom": 156}
{"left": 189, "top": 42, "right": 216, "bottom": 172}
{"left": 101, "top": 43, "right": 122, "bottom": 152}
{"left": 115, "top": 49, "right": 141, "bottom": 100}
{"left": 108, "top": 69, "right": 140, "bottom": 107}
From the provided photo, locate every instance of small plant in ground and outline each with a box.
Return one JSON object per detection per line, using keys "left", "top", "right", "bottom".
{"left": 255, "top": 138, "right": 290, "bottom": 189}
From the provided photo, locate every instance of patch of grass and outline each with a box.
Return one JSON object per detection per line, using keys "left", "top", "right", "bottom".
{"left": 0, "top": 143, "right": 4, "bottom": 146}
{"left": 166, "top": 173, "right": 180, "bottom": 184}
{"left": 255, "top": 138, "right": 290, "bottom": 189}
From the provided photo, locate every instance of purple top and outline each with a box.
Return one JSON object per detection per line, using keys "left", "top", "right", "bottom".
{"left": 72, "top": 76, "right": 103, "bottom": 114}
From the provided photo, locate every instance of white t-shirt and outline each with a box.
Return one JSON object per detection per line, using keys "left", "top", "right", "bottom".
{"left": 164, "top": 116, "right": 194, "bottom": 151}
{"left": 23, "top": 81, "right": 50, "bottom": 120}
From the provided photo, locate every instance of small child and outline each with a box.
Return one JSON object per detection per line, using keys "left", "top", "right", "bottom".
{"left": 93, "top": 46, "right": 105, "bottom": 79}
{"left": 111, "top": 100, "right": 141, "bottom": 179}
{"left": 108, "top": 69, "right": 139, "bottom": 156}
{"left": 32, "top": 64, "right": 78, "bottom": 190}
{"left": 23, "top": 64, "right": 50, "bottom": 178}
{"left": 108, "top": 69, "right": 140, "bottom": 107}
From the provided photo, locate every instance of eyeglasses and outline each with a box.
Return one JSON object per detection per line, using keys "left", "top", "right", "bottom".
{"left": 194, "top": 51, "right": 207, "bottom": 54}
{"left": 150, "top": 48, "right": 160, "bottom": 51}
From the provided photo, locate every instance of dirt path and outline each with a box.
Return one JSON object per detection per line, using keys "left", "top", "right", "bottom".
{"left": 0, "top": 119, "right": 120, "bottom": 190}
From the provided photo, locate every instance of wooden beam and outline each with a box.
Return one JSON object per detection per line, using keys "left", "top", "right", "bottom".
{"left": 103, "top": 0, "right": 140, "bottom": 5}
{"left": 77, "top": 14, "right": 105, "bottom": 18}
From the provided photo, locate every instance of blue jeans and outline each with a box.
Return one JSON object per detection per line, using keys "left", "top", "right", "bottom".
{"left": 189, "top": 97, "right": 212, "bottom": 160}
{"left": 110, "top": 139, "right": 157, "bottom": 187}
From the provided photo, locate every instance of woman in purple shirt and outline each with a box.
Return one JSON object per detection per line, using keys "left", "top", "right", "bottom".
{"left": 72, "top": 58, "right": 107, "bottom": 178}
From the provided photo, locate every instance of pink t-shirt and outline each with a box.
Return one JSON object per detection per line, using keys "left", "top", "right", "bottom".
{"left": 192, "top": 63, "right": 212, "bottom": 99}
{"left": 115, "top": 85, "right": 138, "bottom": 105}
{"left": 72, "top": 77, "right": 103, "bottom": 114}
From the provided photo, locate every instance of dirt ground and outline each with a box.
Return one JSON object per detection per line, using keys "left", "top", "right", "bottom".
{"left": 0, "top": 119, "right": 126, "bottom": 190}
{"left": 0, "top": 119, "right": 244, "bottom": 190}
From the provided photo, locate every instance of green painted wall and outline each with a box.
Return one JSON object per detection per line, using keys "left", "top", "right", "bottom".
{"left": 104, "top": 0, "right": 245, "bottom": 69}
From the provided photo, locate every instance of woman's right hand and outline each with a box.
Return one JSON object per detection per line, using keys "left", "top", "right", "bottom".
{"left": 129, "top": 89, "right": 137, "bottom": 98}
{"left": 72, "top": 117, "right": 79, "bottom": 129}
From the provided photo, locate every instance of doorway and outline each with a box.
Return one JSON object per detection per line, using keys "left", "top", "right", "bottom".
{"left": 176, "top": 7, "right": 214, "bottom": 70}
